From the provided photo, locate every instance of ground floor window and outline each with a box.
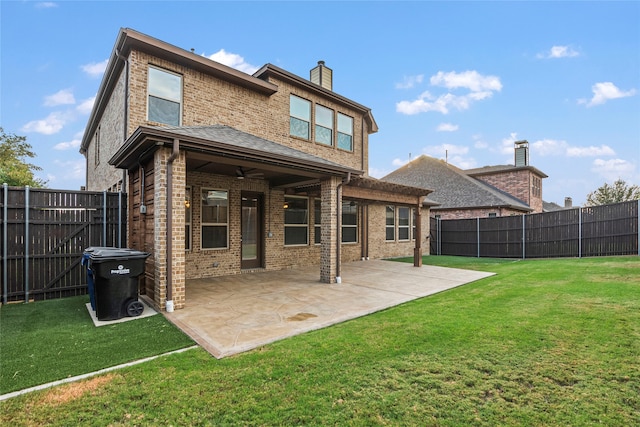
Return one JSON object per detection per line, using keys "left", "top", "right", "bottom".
{"left": 386, "top": 206, "right": 395, "bottom": 241}
{"left": 398, "top": 207, "right": 410, "bottom": 241}
{"left": 314, "top": 199, "right": 321, "bottom": 245}
{"left": 284, "top": 196, "right": 308, "bottom": 246}
{"left": 342, "top": 201, "right": 358, "bottom": 243}
{"left": 201, "top": 189, "right": 228, "bottom": 249}
{"left": 185, "top": 186, "right": 192, "bottom": 250}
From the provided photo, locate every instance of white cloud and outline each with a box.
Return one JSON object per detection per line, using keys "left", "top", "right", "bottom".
{"left": 537, "top": 45, "right": 579, "bottom": 59}
{"left": 436, "top": 123, "right": 459, "bottom": 132}
{"left": 500, "top": 132, "right": 520, "bottom": 155}
{"left": 368, "top": 166, "right": 390, "bottom": 179}
{"left": 35, "top": 2, "right": 57, "bottom": 8}
{"left": 473, "top": 135, "right": 488, "bottom": 149}
{"left": 392, "top": 158, "right": 411, "bottom": 167}
{"left": 566, "top": 145, "right": 616, "bottom": 157}
{"left": 21, "top": 112, "right": 69, "bottom": 135}
{"left": 44, "top": 89, "right": 75, "bottom": 106}
{"left": 533, "top": 139, "right": 616, "bottom": 158}
{"left": 53, "top": 138, "right": 81, "bottom": 151}
{"left": 76, "top": 96, "right": 96, "bottom": 115}
{"left": 581, "top": 82, "right": 637, "bottom": 107}
{"left": 591, "top": 158, "right": 636, "bottom": 181}
{"left": 397, "top": 70, "right": 501, "bottom": 115}
{"left": 81, "top": 59, "right": 108, "bottom": 78}
{"left": 206, "top": 49, "right": 258, "bottom": 74}
{"left": 53, "top": 159, "right": 85, "bottom": 180}
{"left": 395, "top": 74, "right": 424, "bottom": 89}
{"left": 430, "top": 70, "right": 502, "bottom": 92}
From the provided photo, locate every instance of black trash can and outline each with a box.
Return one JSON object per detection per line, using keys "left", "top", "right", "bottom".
{"left": 82, "top": 246, "right": 114, "bottom": 311}
{"left": 89, "top": 248, "right": 150, "bottom": 321}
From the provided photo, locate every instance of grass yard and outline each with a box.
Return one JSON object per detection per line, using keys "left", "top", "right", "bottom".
{"left": 0, "top": 296, "right": 195, "bottom": 394}
{"left": 2, "top": 256, "right": 639, "bottom": 426}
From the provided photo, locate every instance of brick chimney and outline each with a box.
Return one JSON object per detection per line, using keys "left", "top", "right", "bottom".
{"left": 310, "top": 60, "right": 332, "bottom": 91}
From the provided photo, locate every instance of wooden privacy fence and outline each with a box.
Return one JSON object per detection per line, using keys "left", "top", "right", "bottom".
{"left": 1, "top": 185, "right": 127, "bottom": 303}
{"left": 430, "top": 200, "right": 639, "bottom": 258}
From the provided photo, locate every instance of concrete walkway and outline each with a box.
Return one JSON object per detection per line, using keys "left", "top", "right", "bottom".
{"left": 165, "top": 260, "right": 494, "bottom": 358}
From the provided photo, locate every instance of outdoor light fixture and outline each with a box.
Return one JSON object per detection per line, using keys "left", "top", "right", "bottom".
{"left": 184, "top": 199, "right": 191, "bottom": 209}
{"left": 283, "top": 201, "right": 289, "bottom": 209}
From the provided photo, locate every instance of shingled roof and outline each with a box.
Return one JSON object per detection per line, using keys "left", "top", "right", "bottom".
{"left": 382, "top": 155, "right": 532, "bottom": 212}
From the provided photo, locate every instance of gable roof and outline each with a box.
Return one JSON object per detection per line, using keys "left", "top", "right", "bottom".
{"left": 254, "top": 64, "right": 378, "bottom": 133}
{"left": 382, "top": 155, "right": 532, "bottom": 212}
{"left": 81, "top": 28, "right": 280, "bottom": 155}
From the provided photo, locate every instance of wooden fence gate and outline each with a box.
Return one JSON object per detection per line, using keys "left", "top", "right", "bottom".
{"left": 1, "top": 185, "right": 126, "bottom": 303}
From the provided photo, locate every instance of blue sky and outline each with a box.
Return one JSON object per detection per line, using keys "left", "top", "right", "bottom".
{"left": 1, "top": 1, "right": 639, "bottom": 206}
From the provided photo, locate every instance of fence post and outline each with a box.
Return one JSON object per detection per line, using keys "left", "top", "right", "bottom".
{"left": 103, "top": 190, "right": 107, "bottom": 246}
{"left": 24, "top": 185, "right": 30, "bottom": 303}
{"left": 118, "top": 191, "right": 122, "bottom": 248}
{"left": 2, "top": 183, "right": 7, "bottom": 304}
{"left": 579, "top": 207, "right": 582, "bottom": 258}
{"left": 477, "top": 217, "right": 480, "bottom": 258}
{"left": 522, "top": 214, "right": 526, "bottom": 259}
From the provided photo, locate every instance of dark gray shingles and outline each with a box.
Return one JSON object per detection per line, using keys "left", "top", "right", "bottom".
{"left": 382, "top": 155, "right": 530, "bottom": 210}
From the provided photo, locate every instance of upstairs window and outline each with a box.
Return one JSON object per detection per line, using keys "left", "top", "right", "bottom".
{"left": 315, "top": 105, "right": 334, "bottom": 146}
{"left": 290, "top": 95, "right": 311, "bottom": 140}
{"left": 337, "top": 113, "right": 353, "bottom": 151}
{"left": 148, "top": 66, "right": 182, "bottom": 126}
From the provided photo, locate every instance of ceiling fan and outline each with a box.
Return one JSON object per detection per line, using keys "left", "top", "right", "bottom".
{"left": 236, "top": 166, "right": 264, "bottom": 180}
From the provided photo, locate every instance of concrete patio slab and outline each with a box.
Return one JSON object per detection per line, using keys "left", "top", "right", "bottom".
{"left": 164, "top": 260, "right": 494, "bottom": 358}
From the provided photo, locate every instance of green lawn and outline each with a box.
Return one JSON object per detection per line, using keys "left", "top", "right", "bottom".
{"left": 0, "top": 295, "right": 195, "bottom": 394}
{"left": 2, "top": 256, "right": 639, "bottom": 426}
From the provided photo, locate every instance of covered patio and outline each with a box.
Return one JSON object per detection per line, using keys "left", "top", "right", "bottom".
{"left": 162, "top": 259, "right": 494, "bottom": 358}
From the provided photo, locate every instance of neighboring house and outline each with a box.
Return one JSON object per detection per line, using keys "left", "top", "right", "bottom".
{"left": 543, "top": 197, "right": 576, "bottom": 212}
{"left": 383, "top": 142, "right": 547, "bottom": 220}
{"left": 80, "top": 28, "right": 432, "bottom": 311}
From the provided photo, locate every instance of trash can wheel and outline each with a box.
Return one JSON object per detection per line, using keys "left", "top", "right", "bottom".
{"left": 125, "top": 300, "right": 144, "bottom": 317}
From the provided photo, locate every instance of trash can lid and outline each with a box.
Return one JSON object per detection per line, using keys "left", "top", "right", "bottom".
{"left": 89, "top": 248, "right": 150, "bottom": 262}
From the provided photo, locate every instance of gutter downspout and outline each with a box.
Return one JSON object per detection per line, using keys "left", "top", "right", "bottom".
{"left": 116, "top": 48, "right": 129, "bottom": 194}
{"left": 165, "top": 138, "right": 179, "bottom": 312}
{"left": 335, "top": 172, "right": 351, "bottom": 283}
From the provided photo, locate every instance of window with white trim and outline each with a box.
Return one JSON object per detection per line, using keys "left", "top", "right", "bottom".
{"left": 148, "top": 66, "right": 182, "bottom": 126}
{"left": 284, "top": 196, "right": 308, "bottom": 246}
{"left": 315, "top": 104, "right": 334, "bottom": 146}
{"left": 385, "top": 206, "right": 395, "bottom": 241}
{"left": 398, "top": 207, "right": 410, "bottom": 241}
{"left": 342, "top": 201, "right": 358, "bottom": 243}
{"left": 337, "top": 113, "right": 353, "bottom": 151}
{"left": 290, "top": 95, "right": 311, "bottom": 140}
{"left": 412, "top": 208, "right": 417, "bottom": 240}
{"left": 201, "top": 189, "right": 228, "bottom": 249}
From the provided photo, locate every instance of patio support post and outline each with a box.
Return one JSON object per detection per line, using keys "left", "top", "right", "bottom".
{"left": 413, "top": 197, "right": 423, "bottom": 267}
{"left": 320, "top": 176, "right": 340, "bottom": 283}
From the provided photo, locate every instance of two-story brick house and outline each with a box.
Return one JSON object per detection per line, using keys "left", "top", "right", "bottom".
{"left": 80, "top": 28, "right": 432, "bottom": 311}
{"left": 383, "top": 141, "right": 547, "bottom": 220}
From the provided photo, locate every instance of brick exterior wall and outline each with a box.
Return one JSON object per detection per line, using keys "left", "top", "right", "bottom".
{"left": 86, "top": 69, "right": 127, "bottom": 191}
{"left": 473, "top": 169, "right": 544, "bottom": 214}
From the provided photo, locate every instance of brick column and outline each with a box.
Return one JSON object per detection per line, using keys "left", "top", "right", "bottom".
{"left": 153, "top": 148, "right": 168, "bottom": 309}
{"left": 152, "top": 147, "right": 186, "bottom": 310}
{"left": 320, "top": 176, "right": 340, "bottom": 283}
{"left": 170, "top": 150, "right": 186, "bottom": 309}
